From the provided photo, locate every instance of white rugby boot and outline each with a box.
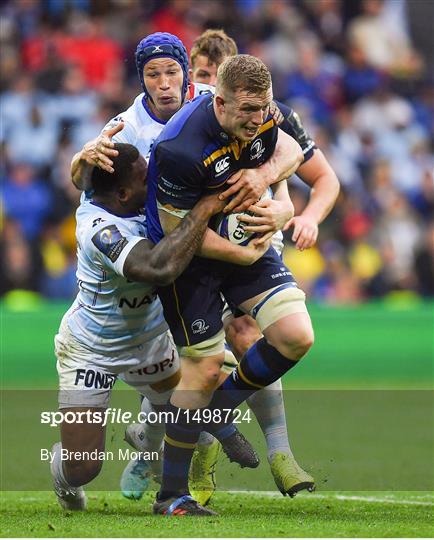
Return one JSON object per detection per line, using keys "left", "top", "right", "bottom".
{"left": 124, "top": 423, "right": 162, "bottom": 482}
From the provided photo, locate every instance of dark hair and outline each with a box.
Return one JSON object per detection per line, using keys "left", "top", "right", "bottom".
{"left": 190, "top": 29, "right": 238, "bottom": 68}
{"left": 91, "top": 143, "right": 140, "bottom": 195}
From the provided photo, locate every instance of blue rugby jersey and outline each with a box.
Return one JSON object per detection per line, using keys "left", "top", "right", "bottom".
{"left": 146, "top": 93, "right": 316, "bottom": 243}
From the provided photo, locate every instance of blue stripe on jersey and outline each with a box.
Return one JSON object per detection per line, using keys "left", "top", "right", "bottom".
{"left": 251, "top": 282, "right": 296, "bottom": 319}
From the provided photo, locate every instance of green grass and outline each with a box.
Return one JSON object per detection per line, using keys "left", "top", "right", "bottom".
{"left": 1, "top": 303, "right": 433, "bottom": 536}
{"left": 1, "top": 491, "right": 433, "bottom": 537}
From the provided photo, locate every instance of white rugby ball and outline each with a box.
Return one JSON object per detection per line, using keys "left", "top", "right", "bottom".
{"left": 215, "top": 188, "right": 272, "bottom": 246}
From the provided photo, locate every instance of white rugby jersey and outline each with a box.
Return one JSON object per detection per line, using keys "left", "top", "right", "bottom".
{"left": 104, "top": 83, "right": 214, "bottom": 161}
{"left": 66, "top": 194, "right": 167, "bottom": 353}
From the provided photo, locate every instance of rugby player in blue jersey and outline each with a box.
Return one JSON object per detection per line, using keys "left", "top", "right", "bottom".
{"left": 50, "top": 143, "right": 230, "bottom": 511}
{"left": 146, "top": 54, "right": 339, "bottom": 516}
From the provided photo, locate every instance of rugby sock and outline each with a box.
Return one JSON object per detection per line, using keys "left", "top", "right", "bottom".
{"left": 197, "top": 431, "right": 216, "bottom": 447}
{"left": 158, "top": 402, "right": 202, "bottom": 501}
{"left": 51, "top": 442, "right": 75, "bottom": 489}
{"left": 246, "top": 379, "right": 293, "bottom": 459}
{"left": 206, "top": 338, "right": 298, "bottom": 435}
{"left": 137, "top": 397, "right": 165, "bottom": 453}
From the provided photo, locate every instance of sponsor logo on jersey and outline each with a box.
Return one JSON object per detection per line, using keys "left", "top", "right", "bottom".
{"left": 250, "top": 138, "right": 265, "bottom": 160}
{"left": 215, "top": 156, "right": 230, "bottom": 175}
{"left": 119, "top": 292, "right": 157, "bottom": 309}
{"left": 74, "top": 369, "right": 117, "bottom": 389}
{"left": 128, "top": 350, "right": 176, "bottom": 376}
{"left": 92, "top": 225, "right": 128, "bottom": 262}
{"left": 191, "top": 319, "right": 210, "bottom": 335}
{"left": 92, "top": 218, "right": 105, "bottom": 227}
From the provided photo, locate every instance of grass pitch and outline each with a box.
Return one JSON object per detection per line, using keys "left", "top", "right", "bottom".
{"left": 1, "top": 490, "right": 433, "bottom": 537}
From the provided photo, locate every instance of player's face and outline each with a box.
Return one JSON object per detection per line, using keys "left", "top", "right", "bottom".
{"left": 126, "top": 156, "right": 148, "bottom": 211}
{"left": 190, "top": 54, "right": 220, "bottom": 86}
{"left": 221, "top": 87, "right": 273, "bottom": 142}
{"left": 143, "top": 58, "right": 184, "bottom": 121}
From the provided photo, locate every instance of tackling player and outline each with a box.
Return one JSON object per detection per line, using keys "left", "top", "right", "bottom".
{"left": 146, "top": 54, "right": 339, "bottom": 516}
{"left": 51, "top": 143, "right": 228, "bottom": 511}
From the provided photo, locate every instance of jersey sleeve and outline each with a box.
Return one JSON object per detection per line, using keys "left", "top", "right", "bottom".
{"left": 274, "top": 101, "right": 316, "bottom": 162}
{"left": 101, "top": 116, "right": 138, "bottom": 146}
{"left": 86, "top": 218, "right": 144, "bottom": 277}
{"left": 154, "top": 143, "right": 205, "bottom": 215}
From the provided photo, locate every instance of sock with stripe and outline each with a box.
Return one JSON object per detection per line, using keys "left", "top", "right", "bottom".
{"left": 158, "top": 402, "right": 202, "bottom": 501}
{"left": 205, "top": 338, "right": 298, "bottom": 437}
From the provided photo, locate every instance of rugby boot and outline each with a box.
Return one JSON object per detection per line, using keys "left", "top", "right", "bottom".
{"left": 220, "top": 430, "right": 259, "bottom": 468}
{"left": 153, "top": 494, "right": 218, "bottom": 516}
{"left": 269, "top": 452, "right": 315, "bottom": 497}
{"left": 120, "top": 457, "right": 152, "bottom": 500}
{"left": 124, "top": 423, "right": 162, "bottom": 482}
{"left": 189, "top": 439, "right": 221, "bottom": 506}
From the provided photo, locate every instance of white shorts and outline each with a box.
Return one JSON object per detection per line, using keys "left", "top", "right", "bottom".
{"left": 54, "top": 320, "right": 179, "bottom": 409}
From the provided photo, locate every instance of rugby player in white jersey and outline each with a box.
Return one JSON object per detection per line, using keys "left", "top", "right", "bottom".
{"left": 70, "top": 32, "right": 304, "bottom": 504}
{"left": 51, "top": 142, "right": 231, "bottom": 511}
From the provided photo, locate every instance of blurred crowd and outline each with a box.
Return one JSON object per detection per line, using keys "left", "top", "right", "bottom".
{"left": 1, "top": 0, "right": 433, "bottom": 304}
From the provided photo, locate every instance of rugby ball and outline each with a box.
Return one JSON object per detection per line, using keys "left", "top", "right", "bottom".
{"left": 215, "top": 188, "right": 272, "bottom": 246}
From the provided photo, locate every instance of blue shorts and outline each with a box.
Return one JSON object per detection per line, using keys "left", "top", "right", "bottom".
{"left": 157, "top": 247, "right": 297, "bottom": 347}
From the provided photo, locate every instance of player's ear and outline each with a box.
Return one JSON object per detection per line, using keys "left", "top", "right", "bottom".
{"left": 188, "top": 68, "right": 193, "bottom": 78}
{"left": 118, "top": 187, "right": 129, "bottom": 204}
{"left": 215, "top": 95, "right": 225, "bottom": 112}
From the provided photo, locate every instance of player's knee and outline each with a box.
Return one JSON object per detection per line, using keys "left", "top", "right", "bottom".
{"left": 228, "top": 331, "right": 260, "bottom": 360}
{"left": 268, "top": 322, "right": 314, "bottom": 361}
{"left": 225, "top": 319, "right": 261, "bottom": 360}
{"left": 200, "top": 363, "right": 222, "bottom": 390}
{"left": 289, "top": 326, "right": 314, "bottom": 360}
{"left": 64, "top": 458, "right": 103, "bottom": 487}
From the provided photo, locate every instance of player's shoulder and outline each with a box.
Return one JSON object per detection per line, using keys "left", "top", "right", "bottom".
{"left": 274, "top": 100, "right": 316, "bottom": 160}
{"left": 102, "top": 93, "right": 155, "bottom": 142}
{"left": 76, "top": 199, "right": 128, "bottom": 243}
{"left": 154, "top": 93, "right": 212, "bottom": 162}
{"left": 188, "top": 82, "right": 215, "bottom": 99}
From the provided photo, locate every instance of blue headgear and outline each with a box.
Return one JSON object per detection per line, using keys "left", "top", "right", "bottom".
{"left": 135, "top": 32, "right": 189, "bottom": 102}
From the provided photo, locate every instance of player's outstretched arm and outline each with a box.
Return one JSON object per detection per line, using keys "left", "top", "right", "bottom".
{"left": 71, "top": 123, "right": 124, "bottom": 190}
{"left": 220, "top": 130, "right": 303, "bottom": 213}
{"left": 288, "top": 148, "right": 340, "bottom": 251}
{"left": 123, "top": 193, "right": 225, "bottom": 286}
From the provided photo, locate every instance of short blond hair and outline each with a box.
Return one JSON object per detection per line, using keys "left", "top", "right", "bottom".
{"left": 190, "top": 29, "right": 238, "bottom": 68}
{"left": 216, "top": 54, "right": 271, "bottom": 96}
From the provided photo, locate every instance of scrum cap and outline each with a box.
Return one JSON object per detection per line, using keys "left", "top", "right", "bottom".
{"left": 135, "top": 32, "right": 189, "bottom": 102}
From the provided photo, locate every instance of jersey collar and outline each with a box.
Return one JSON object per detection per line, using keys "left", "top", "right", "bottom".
{"left": 90, "top": 200, "right": 143, "bottom": 219}
{"left": 141, "top": 96, "right": 167, "bottom": 125}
